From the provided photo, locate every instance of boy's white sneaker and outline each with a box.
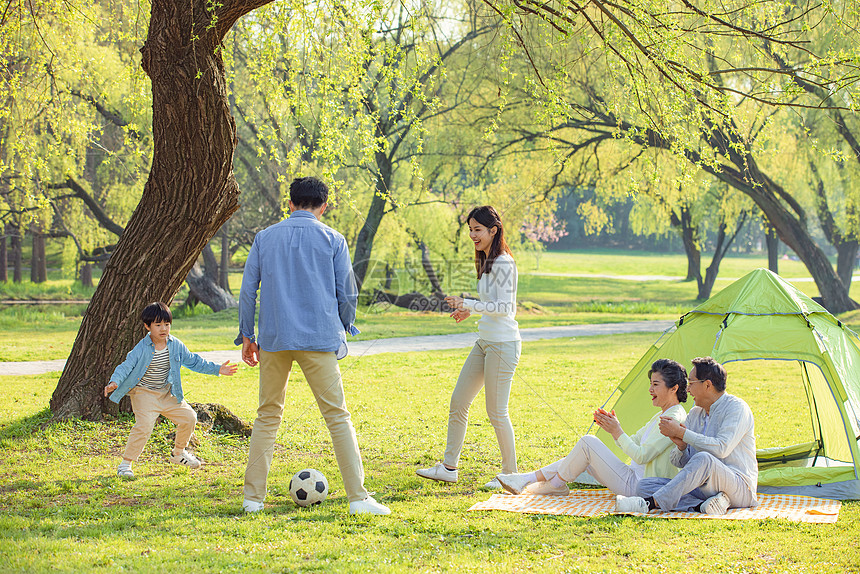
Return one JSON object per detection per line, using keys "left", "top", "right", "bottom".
{"left": 243, "top": 499, "right": 265, "bottom": 513}
{"left": 615, "top": 495, "right": 650, "bottom": 514}
{"left": 169, "top": 450, "right": 202, "bottom": 469}
{"left": 700, "top": 492, "right": 730, "bottom": 515}
{"left": 349, "top": 496, "right": 391, "bottom": 515}
{"left": 117, "top": 463, "right": 135, "bottom": 480}
{"left": 416, "top": 462, "right": 458, "bottom": 483}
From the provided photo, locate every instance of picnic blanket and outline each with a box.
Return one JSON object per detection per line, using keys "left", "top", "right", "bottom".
{"left": 468, "top": 489, "right": 840, "bottom": 523}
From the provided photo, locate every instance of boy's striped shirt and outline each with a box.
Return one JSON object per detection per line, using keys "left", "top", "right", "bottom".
{"left": 137, "top": 347, "right": 170, "bottom": 390}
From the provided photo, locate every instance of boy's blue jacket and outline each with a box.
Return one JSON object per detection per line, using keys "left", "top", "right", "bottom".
{"left": 108, "top": 333, "right": 221, "bottom": 404}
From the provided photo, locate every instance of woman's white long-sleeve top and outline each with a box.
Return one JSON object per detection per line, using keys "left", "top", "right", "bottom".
{"left": 461, "top": 253, "right": 520, "bottom": 342}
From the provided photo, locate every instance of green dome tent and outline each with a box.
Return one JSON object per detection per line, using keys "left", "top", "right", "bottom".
{"left": 593, "top": 268, "right": 860, "bottom": 500}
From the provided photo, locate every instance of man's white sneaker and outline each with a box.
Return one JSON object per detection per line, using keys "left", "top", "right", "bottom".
{"left": 243, "top": 499, "right": 265, "bottom": 513}
{"left": 484, "top": 477, "right": 503, "bottom": 489}
{"left": 615, "top": 495, "right": 650, "bottom": 514}
{"left": 117, "top": 463, "right": 135, "bottom": 480}
{"left": 700, "top": 492, "right": 730, "bottom": 515}
{"left": 524, "top": 481, "right": 570, "bottom": 496}
{"left": 416, "top": 462, "right": 458, "bottom": 483}
{"left": 349, "top": 496, "right": 391, "bottom": 515}
{"left": 169, "top": 450, "right": 202, "bottom": 469}
{"left": 496, "top": 473, "right": 535, "bottom": 495}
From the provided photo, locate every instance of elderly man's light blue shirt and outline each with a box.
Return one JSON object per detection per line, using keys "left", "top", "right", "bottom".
{"left": 236, "top": 210, "right": 359, "bottom": 355}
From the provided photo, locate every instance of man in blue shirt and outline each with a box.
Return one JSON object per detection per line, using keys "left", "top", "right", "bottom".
{"left": 237, "top": 176, "right": 390, "bottom": 516}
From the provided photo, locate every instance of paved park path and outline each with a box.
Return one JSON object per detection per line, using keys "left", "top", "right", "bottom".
{"left": 1, "top": 320, "right": 674, "bottom": 376}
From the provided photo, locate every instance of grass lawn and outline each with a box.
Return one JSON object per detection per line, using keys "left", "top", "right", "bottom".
{"left": 1, "top": 334, "right": 858, "bottom": 572}
{"left": 2, "top": 250, "right": 860, "bottom": 362}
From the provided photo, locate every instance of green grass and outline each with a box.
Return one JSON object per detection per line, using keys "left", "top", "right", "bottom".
{"left": 0, "top": 335, "right": 857, "bottom": 572}
{"left": 521, "top": 248, "right": 822, "bottom": 278}
{"left": 3, "top": 249, "right": 860, "bottom": 362}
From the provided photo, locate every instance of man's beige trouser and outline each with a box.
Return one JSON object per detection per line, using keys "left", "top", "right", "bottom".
{"left": 244, "top": 349, "right": 367, "bottom": 503}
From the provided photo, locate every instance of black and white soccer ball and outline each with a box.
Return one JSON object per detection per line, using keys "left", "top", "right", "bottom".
{"left": 289, "top": 468, "right": 328, "bottom": 507}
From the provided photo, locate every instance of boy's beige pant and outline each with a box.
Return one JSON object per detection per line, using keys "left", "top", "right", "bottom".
{"left": 244, "top": 349, "right": 368, "bottom": 503}
{"left": 123, "top": 386, "right": 197, "bottom": 461}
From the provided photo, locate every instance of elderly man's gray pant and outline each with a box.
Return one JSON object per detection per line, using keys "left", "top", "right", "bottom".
{"left": 637, "top": 452, "right": 757, "bottom": 512}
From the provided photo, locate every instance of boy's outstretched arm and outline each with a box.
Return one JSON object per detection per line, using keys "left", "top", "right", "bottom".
{"left": 220, "top": 361, "right": 238, "bottom": 376}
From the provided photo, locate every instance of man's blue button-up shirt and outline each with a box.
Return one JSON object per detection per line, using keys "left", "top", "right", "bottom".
{"left": 236, "top": 210, "right": 360, "bottom": 355}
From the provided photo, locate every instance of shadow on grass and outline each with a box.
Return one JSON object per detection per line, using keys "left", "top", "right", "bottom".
{"left": 0, "top": 407, "right": 52, "bottom": 441}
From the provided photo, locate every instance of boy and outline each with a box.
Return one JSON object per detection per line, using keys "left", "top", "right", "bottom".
{"left": 104, "top": 302, "right": 237, "bottom": 479}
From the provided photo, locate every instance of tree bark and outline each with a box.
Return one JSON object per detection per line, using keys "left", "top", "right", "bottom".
{"left": 669, "top": 205, "right": 701, "bottom": 283}
{"left": 836, "top": 241, "right": 858, "bottom": 291}
{"left": 30, "top": 229, "right": 46, "bottom": 283}
{"left": 0, "top": 229, "right": 6, "bottom": 282}
{"left": 352, "top": 156, "right": 392, "bottom": 290}
{"left": 10, "top": 225, "right": 22, "bottom": 283}
{"left": 219, "top": 229, "right": 232, "bottom": 293}
{"left": 79, "top": 263, "right": 93, "bottom": 288}
{"left": 186, "top": 262, "right": 237, "bottom": 312}
{"left": 698, "top": 213, "right": 746, "bottom": 300}
{"left": 51, "top": 0, "right": 274, "bottom": 420}
{"left": 765, "top": 224, "right": 779, "bottom": 274}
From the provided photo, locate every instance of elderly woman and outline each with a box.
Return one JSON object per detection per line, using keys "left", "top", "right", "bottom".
{"left": 497, "top": 358, "right": 688, "bottom": 496}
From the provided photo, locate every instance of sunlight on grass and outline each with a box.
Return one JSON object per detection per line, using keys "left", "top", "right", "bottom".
{"left": 0, "top": 335, "right": 858, "bottom": 572}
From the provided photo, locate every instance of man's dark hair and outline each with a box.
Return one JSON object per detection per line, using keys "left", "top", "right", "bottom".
{"left": 692, "top": 356, "right": 727, "bottom": 392}
{"left": 290, "top": 176, "right": 328, "bottom": 209}
{"left": 141, "top": 302, "right": 172, "bottom": 326}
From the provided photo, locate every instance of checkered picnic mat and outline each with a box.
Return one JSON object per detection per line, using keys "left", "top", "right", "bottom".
{"left": 468, "top": 489, "right": 840, "bottom": 523}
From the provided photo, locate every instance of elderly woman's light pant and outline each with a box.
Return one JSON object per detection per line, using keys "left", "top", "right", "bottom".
{"left": 443, "top": 339, "right": 521, "bottom": 474}
{"left": 539, "top": 435, "right": 640, "bottom": 496}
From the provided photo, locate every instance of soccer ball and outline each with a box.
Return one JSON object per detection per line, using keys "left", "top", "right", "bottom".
{"left": 289, "top": 468, "right": 328, "bottom": 507}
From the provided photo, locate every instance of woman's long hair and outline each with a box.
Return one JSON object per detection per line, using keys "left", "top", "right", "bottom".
{"left": 467, "top": 205, "right": 512, "bottom": 278}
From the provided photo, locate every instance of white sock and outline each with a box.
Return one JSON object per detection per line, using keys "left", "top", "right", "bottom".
{"left": 118, "top": 460, "right": 132, "bottom": 469}
{"left": 549, "top": 475, "right": 567, "bottom": 488}
{"left": 522, "top": 472, "right": 538, "bottom": 483}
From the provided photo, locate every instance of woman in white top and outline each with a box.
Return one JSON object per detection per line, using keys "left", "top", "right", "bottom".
{"left": 496, "top": 358, "right": 688, "bottom": 496}
{"left": 417, "top": 206, "right": 521, "bottom": 488}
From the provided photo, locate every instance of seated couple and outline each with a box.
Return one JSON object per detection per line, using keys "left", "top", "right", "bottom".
{"left": 497, "top": 357, "right": 757, "bottom": 516}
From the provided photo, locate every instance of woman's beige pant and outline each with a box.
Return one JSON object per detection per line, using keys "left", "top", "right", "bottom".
{"left": 244, "top": 349, "right": 368, "bottom": 503}
{"left": 444, "top": 339, "right": 521, "bottom": 474}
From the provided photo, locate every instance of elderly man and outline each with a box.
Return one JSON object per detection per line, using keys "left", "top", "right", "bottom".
{"left": 237, "top": 176, "right": 390, "bottom": 516}
{"left": 615, "top": 356, "right": 757, "bottom": 515}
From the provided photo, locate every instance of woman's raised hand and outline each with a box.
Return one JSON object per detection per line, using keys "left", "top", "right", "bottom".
{"left": 444, "top": 295, "right": 465, "bottom": 310}
{"left": 450, "top": 308, "right": 471, "bottom": 323}
{"left": 593, "top": 408, "right": 624, "bottom": 440}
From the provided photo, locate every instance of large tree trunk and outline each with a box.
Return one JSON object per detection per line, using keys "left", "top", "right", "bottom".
{"left": 765, "top": 224, "right": 779, "bottom": 274}
{"left": 186, "top": 262, "right": 237, "bottom": 312}
{"left": 836, "top": 241, "right": 858, "bottom": 291}
{"left": 0, "top": 229, "right": 6, "bottom": 282}
{"left": 30, "top": 228, "right": 46, "bottom": 283}
{"left": 79, "top": 262, "right": 93, "bottom": 288}
{"left": 10, "top": 224, "right": 22, "bottom": 283}
{"left": 698, "top": 213, "right": 746, "bottom": 300}
{"left": 51, "top": 0, "right": 273, "bottom": 420}
{"left": 669, "top": 205, "right": 701, "bottom": 283}
{"left": 352, "top": 154, "right": 393, "bottom": 289}
{"left": 219, "top": 229, "right": 232, "bottom": 293}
